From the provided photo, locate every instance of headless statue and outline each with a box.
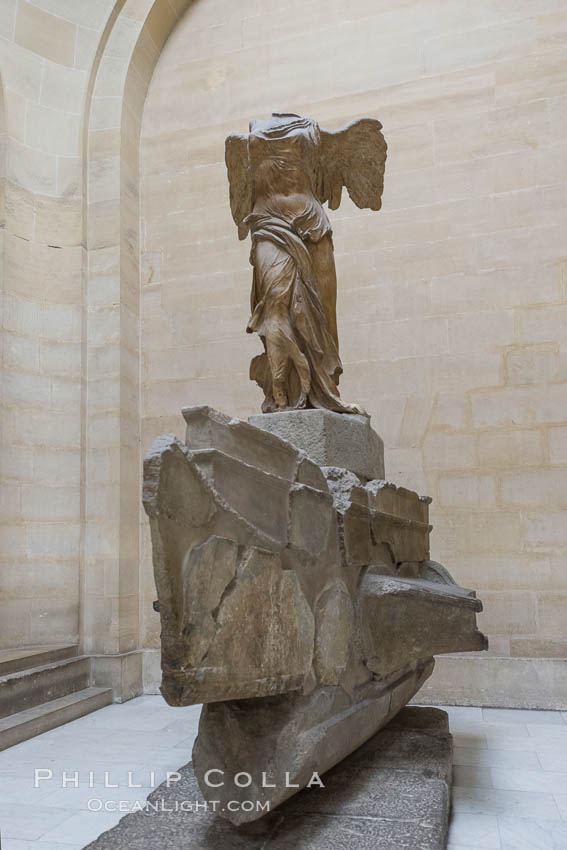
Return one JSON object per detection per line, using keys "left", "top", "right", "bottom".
{"left": 225, "top": 113, "right": 387, "bottom": 414}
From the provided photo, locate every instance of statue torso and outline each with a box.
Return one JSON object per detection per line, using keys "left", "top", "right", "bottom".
{"left": 247, "top": 113, "right": 331, "bottom": 242}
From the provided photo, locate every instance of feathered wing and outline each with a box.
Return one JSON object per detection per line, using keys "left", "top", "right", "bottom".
{"left": 225, "top": 133, "right": 253, "bottom": 240}
{"left": 317, "top": 118, "right": 387, "bottom": 211}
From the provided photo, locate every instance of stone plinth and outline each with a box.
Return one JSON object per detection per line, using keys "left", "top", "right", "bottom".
{"left": 84, "top": 707, "right": 453, "bottom": 850}
{"left": 143, "top": 406, "right": 485, "bottom": 824}
{"left": 248, "top": 409, "right": 385, "bottom": 481}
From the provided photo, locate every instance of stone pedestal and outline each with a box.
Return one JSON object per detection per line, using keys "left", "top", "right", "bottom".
{"left": 144, "top": 405, "right": 485, "bottom": 824}
{"left": 85, "top": 707, "right": 453, "bottom": 850}
{"left": 248, "top": 409, "right": 385, "bottom": 481}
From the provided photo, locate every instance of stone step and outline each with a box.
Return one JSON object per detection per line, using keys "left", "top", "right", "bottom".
{"left": 0, "top": 644, "right": 79, "bottom": 676}
{"left": 0, "top": 687, "right": 113, "bottom": 751}
{"left": 0, "top": 656, "right": 91, "bottom": 719}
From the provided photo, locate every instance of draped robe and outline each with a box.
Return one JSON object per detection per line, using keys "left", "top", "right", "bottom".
{"left": 225, "top": 113, "right": 387, "bottom": 414}
{"left": 246, "top": 115, "right": 351, "bottom": 412}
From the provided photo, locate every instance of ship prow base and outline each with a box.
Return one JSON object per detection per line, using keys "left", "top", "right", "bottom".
{"left": 143, "top": 406, "right": 487, "bottom": 824}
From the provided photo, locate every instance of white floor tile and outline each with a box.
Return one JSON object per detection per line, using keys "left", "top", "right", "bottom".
{"left": 32, "top": 725, "right": 188, "bottom": 752}
{"left": 453, "top": 746, "right": 540, "bottom": 769}
{"left": 127, "top": 757, "right": 193, "bottom": 787}
{"left": 492, "top": 768, "right": 567, "bottom": 793}
{"left": 0, "top": 776, "right": 61, "bottom": 804}
{"left": 444, "top": 706, "right": 485, "bottom": 721}
{"left": 38, "top": 810, "right": 123, "bottom": 845}
{"left": 452, "top": 787, "right": 562, "bottom": 821}
{"left": 536, "top": 749, "right": 567, "bottom": 772}
{"left": 162, "top": 715, "right": 201, "bottom": 737}
{"left": 452, "top": 729, "right": 488, "bottom": 747}
{"left": 453, "top": 765, "right": 493, "bottom": 788}
{"left": 0, "top": 804, "right": 73, "bottom": 841}
{"left": 555, "top": 793, "right": 567, "bottom": 821}
{"left": 173, "top": 734, "right": 199, "bottom": 750}
{"left": 0, "top": 696, "right": 200, "bottom": 848}
{"left": 9, "top": 762, "right": 158, "bottom": 790}
{"left": 0, "top": 842, "right": 84, "bottom": 850}
{"left": 73, "top": 705, "right": 191, "bottom": 733}
{"left": 528, "top": 725, "right": 567, "bottom": 741}
{"left": 451, "top": 720, "right": 531, "bottom": 739}
{"left": 40, "top": 782, "right": 155, "bottom": 810}
{"left": 498, "top": 815, "right": 567, "bottom": 849}
{"left": 484, "top": 734, "right": 551, "bottom": 753}
{"left": 448, "top": 846, "right": 492, "bottom": 850}
{"left": 447, "top": 811, "right": 501, "bottom": 848}
{"left": 448, "top": 845, "right": 493, "bottom": 850}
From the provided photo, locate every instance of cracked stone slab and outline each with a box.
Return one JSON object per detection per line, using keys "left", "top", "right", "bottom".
{"left": 83, "top": 707, "right": 452, "bottom": 850}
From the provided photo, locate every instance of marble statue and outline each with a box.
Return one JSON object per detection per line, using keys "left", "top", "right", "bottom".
{"left": 225, "top": 113, "right": 387, "bottom": 414}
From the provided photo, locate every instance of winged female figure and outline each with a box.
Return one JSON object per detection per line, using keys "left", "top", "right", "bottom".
{"left": 225, "top": 113, "right": 387, "bottom": 414}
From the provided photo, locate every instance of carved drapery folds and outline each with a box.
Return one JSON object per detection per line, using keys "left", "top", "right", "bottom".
{"left": 225, "top": 114, "right": 387, "bottom": 414}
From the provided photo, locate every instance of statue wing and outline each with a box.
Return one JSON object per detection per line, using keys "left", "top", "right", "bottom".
{"left": 225, "top": 133, "right": 252, "bottom": 240}
{"left": 318, "top": 118, "right": 387, "bottom": 211}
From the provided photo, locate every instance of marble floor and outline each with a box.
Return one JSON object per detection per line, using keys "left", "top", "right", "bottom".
{"left": 0, "top": 699, "right": 566, "bottom": 849}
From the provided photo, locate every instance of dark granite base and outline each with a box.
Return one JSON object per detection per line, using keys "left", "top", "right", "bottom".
{"left": 85, "top": 707, "right": 452, "bottom": 850}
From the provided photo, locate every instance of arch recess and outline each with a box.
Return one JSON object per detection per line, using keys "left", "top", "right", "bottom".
{"left": 82, "top": 0, "right": 193, "bottom": 660}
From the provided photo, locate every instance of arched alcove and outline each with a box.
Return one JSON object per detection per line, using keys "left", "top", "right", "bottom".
{"left": 84, "top": 0, "right": 567, "bottom": 704}
{"left": 82, "top": 0, "right": 196, "bottom": 675}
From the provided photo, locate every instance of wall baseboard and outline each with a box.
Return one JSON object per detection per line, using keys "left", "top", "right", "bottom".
{"left": 413, "top": 654, "right": 567, "bottom": 710}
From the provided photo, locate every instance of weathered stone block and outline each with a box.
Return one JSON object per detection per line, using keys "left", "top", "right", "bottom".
{"left": 249, "top": 409, "right": 385, "bottom": 481}
{"left": 288, "top": 484, "right": 333, "bottom": 558}
{"left": 192, "top": 448, "right": 291, "bottom": 546}
{"left": 313, "top": 581, "right": 355, "bottom": 686}
{"left": 143, "top": 407, "right": 485, "bottom": 824}
{"left": 184, "top": 405, "right": 299, "bottom": 481}
{"left": 325, "top": 468, "right": 431, "bottom": 568}
{"left": 181, "top": 536, "right": 239, "bottom": 667}
{"left": 361, "top": 573, "right": 486, "bottom": 676}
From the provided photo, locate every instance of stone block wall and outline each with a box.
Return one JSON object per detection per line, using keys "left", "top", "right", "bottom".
{"left": 0, "top": 0, "right": 565, "bottom": 705}
{"left": 140, "top": 0, "right": 567, "bottom": 668}
{"left": 0, "top": 0, "right": 102, "bottom": 647}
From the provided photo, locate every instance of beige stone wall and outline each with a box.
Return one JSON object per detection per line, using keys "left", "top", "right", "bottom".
{"left": 140, "top": 0, "right": 567, "bottom": 659}
{"left": 0, "top": 0, "right": 564, "bottom": 704}
{"left": 0, "top": 0, "right": 175, "bottom": 659}
{"left": 0, "top": 0, "right": 192, "bottom": 676}
{"left": 0, "top": 0, "right": 102, "bottom": 647}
